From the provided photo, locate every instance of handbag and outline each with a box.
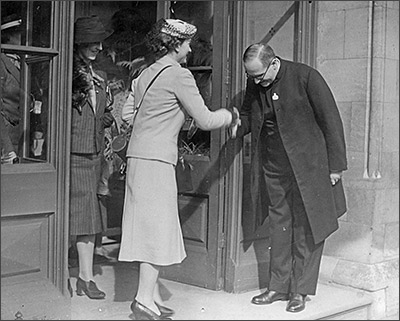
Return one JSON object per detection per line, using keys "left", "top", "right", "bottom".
{"left": 176, "top": 155, "right": 193, "bottom": 193}
{"left": 111, "top": 65, "right": 172, "bottom": 162}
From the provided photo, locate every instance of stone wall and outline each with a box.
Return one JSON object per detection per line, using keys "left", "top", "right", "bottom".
{"left": 316, "top": 1, "right": 399, "bottom": 319}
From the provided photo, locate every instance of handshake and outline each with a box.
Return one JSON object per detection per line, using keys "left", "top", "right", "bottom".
{"left": 229, "top": 106, "right": 241, "bottom": 139}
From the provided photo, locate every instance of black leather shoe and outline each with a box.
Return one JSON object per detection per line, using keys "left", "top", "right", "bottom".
{"left": 130, "top": 300, "right": 172, "bottom": 320}
{"left": 76, "top": 277, "right": 105, "bottom": 300}
{"left": 155, "top": 302, "right": 175, "bottom": 317}
{"left": 251, "top": 290, "right": 289, "bottom": 305}
{"left": 286, "top": 293, "right": 306, "bottom": 312}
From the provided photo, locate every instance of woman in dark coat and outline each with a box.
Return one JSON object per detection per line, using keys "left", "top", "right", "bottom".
{"left": 70, "top": 15, "right": 114, "bottom": 300}
{"left": 233, "top": 43, "right": 347, "bottom": 313}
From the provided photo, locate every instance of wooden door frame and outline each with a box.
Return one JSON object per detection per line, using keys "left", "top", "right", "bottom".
{"left": 223, "top": 1, "right": 318, "bottom": 293}
{"left": 56, "top": 1, "right": 75, "bottom": 297}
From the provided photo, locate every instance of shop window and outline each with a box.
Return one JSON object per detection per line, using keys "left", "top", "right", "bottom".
{"left": 1, "top": 1, "right": 53, "bottom": 165}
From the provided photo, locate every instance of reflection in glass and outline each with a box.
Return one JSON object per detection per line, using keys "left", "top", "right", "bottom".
{"left": 1, "top": 3, "right": 25, "bottom": 164}
{"left": 31, "top": 1, "right": 52, "bottom": 47}
{"left": 26, "top": 57, "right": 50, "bottom": 161}
{"left": 0, "top": 51, "right": 23, "bottom": 164}
{"left": 171, "top": 1, "right": 213, "bottom": 157}
{"left": 1, "top": 1, "right": 26, "bottom": 46}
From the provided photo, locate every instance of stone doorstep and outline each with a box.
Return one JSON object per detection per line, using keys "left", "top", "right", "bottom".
{"left": 69, "top": 263, "right": 373, "bottom": 320}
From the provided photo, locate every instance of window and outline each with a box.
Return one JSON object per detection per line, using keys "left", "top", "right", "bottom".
{"left": 1, "top": 1, "right": 54, "bottom": 164}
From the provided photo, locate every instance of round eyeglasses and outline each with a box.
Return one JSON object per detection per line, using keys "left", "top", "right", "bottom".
{"left": 246, "top": 58, "right": 276, "bottom": 81}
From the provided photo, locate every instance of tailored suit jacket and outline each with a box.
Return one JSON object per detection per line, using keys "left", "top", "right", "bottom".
{"left": 122, "top": 55, "right": 232, "bottom": 166}
{"left": 237, "top": 58, "right": 348, "bottom": 244}
{"left": 71, "top": 69, "right": 111, "bottom": 155}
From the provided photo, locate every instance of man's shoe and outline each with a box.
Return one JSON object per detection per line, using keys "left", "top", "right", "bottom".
{"left": 286, "top": 293, "right": 306, "bottom": 312}
{"left": 251, "top": 290, "right": 289, "bottom": 305}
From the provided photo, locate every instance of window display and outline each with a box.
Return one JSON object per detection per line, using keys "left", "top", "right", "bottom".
{"left": 1, "top": 1, "right": 52, "bottom": 164}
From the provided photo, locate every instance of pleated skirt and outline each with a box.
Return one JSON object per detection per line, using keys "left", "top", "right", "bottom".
{"left": 118, "top": 157, "right": 186, "bottom": 266}
{"left": 69, "top": 153, "right": 104, "bottom": 236}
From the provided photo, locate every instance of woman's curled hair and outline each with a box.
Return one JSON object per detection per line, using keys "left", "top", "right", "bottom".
{"left": 145, "top": 19, "right": 185, "bottom": 60}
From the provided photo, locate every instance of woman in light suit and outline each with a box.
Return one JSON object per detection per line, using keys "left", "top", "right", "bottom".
{"left": 118, "top": 18, "right": 239, "bottom": 320}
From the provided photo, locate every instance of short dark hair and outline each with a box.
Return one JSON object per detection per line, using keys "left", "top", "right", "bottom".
{"left": 243, "top": 43, "right": 275, "bottom": 67}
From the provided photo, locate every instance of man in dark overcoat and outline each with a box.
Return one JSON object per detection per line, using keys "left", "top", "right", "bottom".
{"left": 232, "top": 43, "right": 347, "bottom": 313}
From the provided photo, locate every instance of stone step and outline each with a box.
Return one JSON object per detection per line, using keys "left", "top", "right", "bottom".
{"left": 70, "top": 263, "right": 373, "bottom": 320}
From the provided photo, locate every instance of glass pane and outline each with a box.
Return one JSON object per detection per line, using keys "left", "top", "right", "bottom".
{"left": 31, "top": 1, "right": 52, "bottom": 47}
{"left": 25, "top": 57, "right": 50, "bottom": 162}
{"left": 1, "top": 1, "right": 27, "bottom": 46}
{"left": 1, "top": 1, "right": 53, "bottom": 165}
{"left": 170, "top": 1, "right": 213, "bottom": 157}
{"left": 0, "top": 54, "right": 50, "bottom": 164}
{"left": 1, "top": 51, "right": 23, "bottom": 164}
{"left": 1, "top": 1, "right": 52, "bottom": 48}
{"left": 170, "top": 1, "right": 213, "bottom": 106}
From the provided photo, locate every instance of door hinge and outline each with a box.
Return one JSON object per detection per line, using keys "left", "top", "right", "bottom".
{"left": 225, "top": 59, "right": 230, "bottom": 102}
{"left": 219, "top": 233, "right": 226, "bottom": 248}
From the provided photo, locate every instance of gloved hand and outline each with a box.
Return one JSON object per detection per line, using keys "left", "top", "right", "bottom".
{"left": 102, "top": 112, "right": 115, "bottom": 128}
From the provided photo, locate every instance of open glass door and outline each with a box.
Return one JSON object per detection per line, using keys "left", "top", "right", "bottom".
{"left": 159, "top": 1, "right": 230, "bottom": 290}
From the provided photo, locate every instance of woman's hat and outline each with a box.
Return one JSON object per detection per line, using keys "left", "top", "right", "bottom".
{"left": 161, "top": 19, "right": 197, "bottom": 39}
{"left": 74, "top": 15, "right": 113, "bottom": 44}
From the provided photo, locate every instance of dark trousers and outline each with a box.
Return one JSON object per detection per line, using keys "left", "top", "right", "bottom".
{"left": 261, "top": 130, "right": 324, "bottom": 295}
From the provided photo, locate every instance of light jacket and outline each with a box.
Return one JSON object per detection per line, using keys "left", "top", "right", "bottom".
{"left": 122, "top": 55, "right": 232, "bottom": 165}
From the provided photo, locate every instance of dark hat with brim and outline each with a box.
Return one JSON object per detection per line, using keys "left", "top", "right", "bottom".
{"left": 74, "top": 15, "right": 113, "bottom": 44}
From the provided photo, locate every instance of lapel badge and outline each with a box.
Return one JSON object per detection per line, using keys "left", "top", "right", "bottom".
{"left": 272, "top": 93, "right": 279, "bottom": 100}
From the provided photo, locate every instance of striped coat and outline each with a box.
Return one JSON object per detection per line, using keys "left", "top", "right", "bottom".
{"left": 69, "top": 68, "right": 111, "bottom": 235}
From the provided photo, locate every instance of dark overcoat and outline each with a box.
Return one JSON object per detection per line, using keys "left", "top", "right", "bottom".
{"left": 238, "top": 58, "right": 347, "bottom": 244}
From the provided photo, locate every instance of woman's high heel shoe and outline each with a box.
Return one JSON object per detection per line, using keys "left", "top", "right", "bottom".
{"left": 155, "top": 302, "right": 175, "bottom": 317}
{"left": 130, "top": 300, "right": 172, "bottom": 320}
{"left": 76, "top": 277, "right": 105, "bottom": 300}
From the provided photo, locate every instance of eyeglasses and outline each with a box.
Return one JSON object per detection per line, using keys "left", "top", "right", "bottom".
{"left": 246, "top": 58, "right": 275, "bottom": 81}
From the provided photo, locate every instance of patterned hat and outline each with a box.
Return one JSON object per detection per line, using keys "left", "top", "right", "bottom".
{"left": 161, "top": 19, "right": 197, "bottom": 39}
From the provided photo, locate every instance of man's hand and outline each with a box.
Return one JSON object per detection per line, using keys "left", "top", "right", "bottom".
{"left": 229, "top": 106, "right": 241, "bottom": 139}
{"left": 330, "top": 172, "right": 342, "bottom": 185}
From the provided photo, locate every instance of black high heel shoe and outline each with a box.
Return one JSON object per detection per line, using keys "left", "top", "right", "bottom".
{"left": 130, "top": 300, "right": 172, "bottom": 320}
{"left": 155, "top": 302, "right": 175, "bottom": 317}
{"left": 76, "top": 277, "right": 105, "bottom": 300}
